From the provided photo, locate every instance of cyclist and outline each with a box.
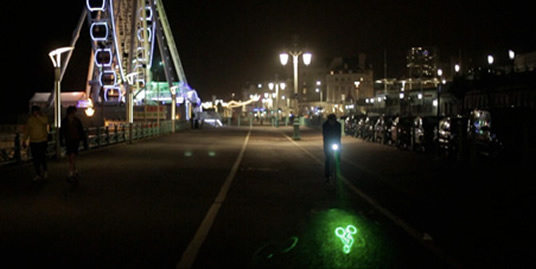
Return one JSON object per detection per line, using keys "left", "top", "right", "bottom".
{"left": 322, "top": 113, "right": 341, "bottom": 182}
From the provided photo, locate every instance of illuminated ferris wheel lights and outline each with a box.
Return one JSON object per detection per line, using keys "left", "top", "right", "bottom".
{"left": 86, "top": 0, "right": 106, "bottom": 12}
{"left": 95, "top": 48, "right": 113, "bottom": 67}
{"left": 99, "top": 70, "right": 118, "bottom": 88}
{"left": 103, "top": 86, "right": 122, "bottom": 102}
{"left": 137, "top": 28, "right": 153, "bottom": 42}
{"left": 90, "top": 22, "right": 109, "bottom": 41}
{"left": 136, "top": 47, "right": 148, "bottom": 62}
{"left": 139, "top": 6, "right": 153, "bottom": 21}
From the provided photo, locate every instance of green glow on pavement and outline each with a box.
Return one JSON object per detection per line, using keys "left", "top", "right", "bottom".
{"left": 298, "top": 208, "right": 394, "bottom": 268}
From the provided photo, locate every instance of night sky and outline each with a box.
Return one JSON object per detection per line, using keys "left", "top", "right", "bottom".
{"left": 2, "top": 0, "right": 534, "bottom": 119}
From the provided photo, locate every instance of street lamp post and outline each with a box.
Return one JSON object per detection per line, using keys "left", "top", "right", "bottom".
{"left": 170, "top": 86, "right": 178, "bottom": 132}
{"left": 487, "top": 54, "right": 494, "bottom": 73}
{"left": 280, "top": 50, "right": 311, "bottom": 140}
{"left": 126, "top": 71, "right": 143, "bottom": 143}
{"left": 268, "top": 81, "right": 286, "bottom": 127}
{"left": 316, "top": 81, "right": 322, "bottom": 102}
{"left": 49, "top": 47, "right": 74, "bottom": 159}
{"left": 436, "top": 68, "right": 443, "bottom": 151}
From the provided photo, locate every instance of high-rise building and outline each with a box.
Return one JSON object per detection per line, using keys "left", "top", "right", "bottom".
{"left": 406, "top": 47, "right": 438, "bottom": 79}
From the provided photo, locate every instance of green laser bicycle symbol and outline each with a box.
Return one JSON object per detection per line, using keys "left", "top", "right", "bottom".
{"left": 335, "top": 225, "right": 358, "bottom": 254}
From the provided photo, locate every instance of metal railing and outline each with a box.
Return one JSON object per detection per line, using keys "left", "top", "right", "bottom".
{"left": 0, "top": 120, "right": 188, "bottom": 167}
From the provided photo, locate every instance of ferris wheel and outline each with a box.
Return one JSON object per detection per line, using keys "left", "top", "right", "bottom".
{"left": 84, "top": 0, "right": 199, "bottom": 120}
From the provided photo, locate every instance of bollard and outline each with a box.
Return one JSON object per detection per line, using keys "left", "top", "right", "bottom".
{"left": 55, "top": 128, "right": 62, "bottom": 160}
{"left": 292, "top": 117, "right": 301, "bottom": 140}
{"left": 105, "top": 126, "right": 110, "bottom": 145}
{"left": 129, "top": 123, "right": 133, "bottom": 144}
{"left": 114, "top": 125, "right": 118, "bottom": 143}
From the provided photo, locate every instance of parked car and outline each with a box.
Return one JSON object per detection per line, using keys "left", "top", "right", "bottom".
{"left": 467, "top": 108, "right": 536, "bottom": 163}
{"left": 355, "top": 116, "right": 367, "bottom": 138}
{"left": 438, "top": 116, "right": 469, "bottom": 157}
{"left": 362, "top": 116, "right": 378, "bottom": 141}
{"left": 374, "top": 115, "right": 392, "bottom": 144}
{"left": 468, "top": 110, "right": 495, "bottom": 158}
{"left": 384, "top": 116, "right": 396, "bottom": 145}
{"left": 413, "top": 116, "right": 439, "bottom": 152}
{"left": 388, "top": 116, "right": 399, "bottom": 145}
{"left": 389, "top": 116, "right": 414, "bottom": 149}
{"left": 344, "top": 114, "right": 360, "bottom": 136}
{"left": 397, "top": 116, "right": 415, "bottom": 149}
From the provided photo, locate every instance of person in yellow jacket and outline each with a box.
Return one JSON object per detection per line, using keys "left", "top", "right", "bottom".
{"left": 23, "top": 106, "right": 50, "bottom": 181}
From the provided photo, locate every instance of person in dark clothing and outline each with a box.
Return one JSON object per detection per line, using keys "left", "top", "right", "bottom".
{"left": 60, "top": 106, "right": 86, "bottom": 181}
{"left": 322, "top": 114, "right": 342, "bottom": 181}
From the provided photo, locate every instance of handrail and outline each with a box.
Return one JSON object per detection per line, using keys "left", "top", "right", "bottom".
{"left": 0, "top": 120, "right": 188, "bottom": 167}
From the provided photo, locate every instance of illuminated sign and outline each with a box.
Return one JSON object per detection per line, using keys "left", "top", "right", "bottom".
{"left": 335, "top": 225, "right": 357, "bottom": 254}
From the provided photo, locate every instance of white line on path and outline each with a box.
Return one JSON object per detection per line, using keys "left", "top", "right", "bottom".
{"left": 283, "top": 133, "right": 461, "bottom": 268}
{"left": 176, "top": 129, "right": 251, "bottom": 269}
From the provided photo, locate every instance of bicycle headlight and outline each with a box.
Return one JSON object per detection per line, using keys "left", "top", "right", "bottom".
{"left": 331, "top": 144, "right": 339, "bottom": 151}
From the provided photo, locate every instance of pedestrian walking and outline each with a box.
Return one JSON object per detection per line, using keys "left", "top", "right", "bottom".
{"left": 23, "top": 105, "right": 50, "bottom": 181}
{"left": 60, "top": 106, "right": 86, "bottom": 182}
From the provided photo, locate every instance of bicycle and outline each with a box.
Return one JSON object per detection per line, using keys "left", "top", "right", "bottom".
{"left": 326, "top": 143, "right": 340, "bottom": 186}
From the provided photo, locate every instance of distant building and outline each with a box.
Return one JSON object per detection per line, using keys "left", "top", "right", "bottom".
{"left": 325, "top": 55, "right": 374, "bottom": 114}
{"left": 514, "top": 51, "right": 536, "bottom": 72}
{"left": 406, "top": 47, "right": 438, "bottom": 80}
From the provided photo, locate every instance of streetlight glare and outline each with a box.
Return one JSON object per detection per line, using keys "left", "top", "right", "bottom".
{"left": 280, "top": 53, "right": 289, "bottom": 66}
{"left": 487, "top": 55, "right": 494, "bottom": 65}
{"left": 508, "top": 50, "right": 515, "bottom": 60}
{"left": 303, "top": 52, "right": 312, "bottom": 65}
{"left": 85, "top": 107, "right": 95, "bottom": 117}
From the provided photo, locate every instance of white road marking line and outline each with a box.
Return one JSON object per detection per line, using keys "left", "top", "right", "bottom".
{"left": 284, "top": 134, "right": 422, "bottom": 236}
{"left": 177, "top": 129, "right": 251, "bottom": 269}
{"left": 283, "top": 133, "right": 461, "bottom": 267}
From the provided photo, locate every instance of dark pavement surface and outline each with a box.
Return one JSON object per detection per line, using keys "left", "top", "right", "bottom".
{"left": 1, "top": 126, "right": 533, "bottom": 268}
